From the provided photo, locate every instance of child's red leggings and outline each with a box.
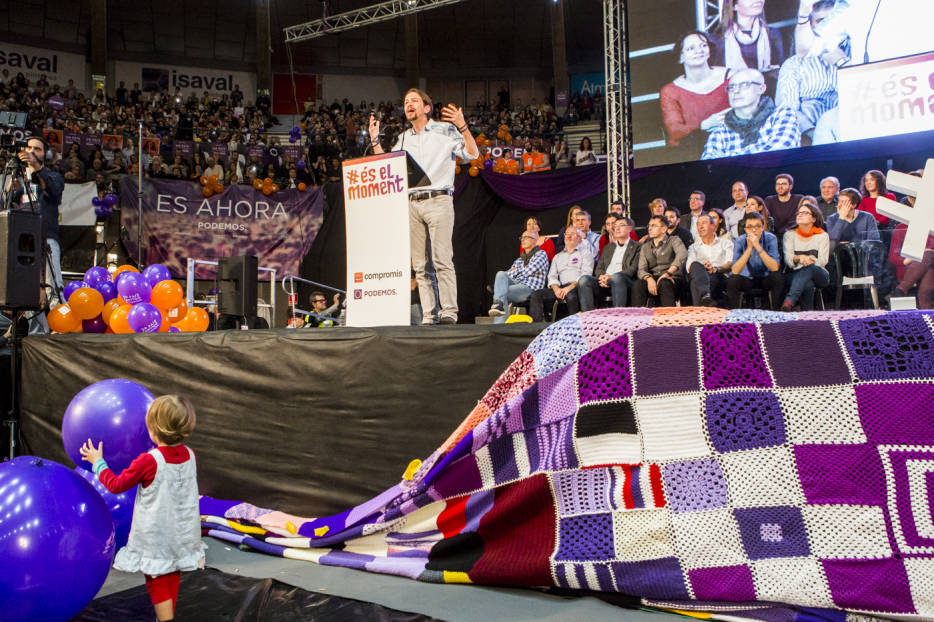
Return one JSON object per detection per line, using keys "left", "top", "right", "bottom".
{"left": 144, "top": 571, "right": 180, "bottom": 609}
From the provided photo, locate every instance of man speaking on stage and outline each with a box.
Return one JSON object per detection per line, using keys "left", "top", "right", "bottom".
{"left": 368, "top": 89, "right": 479, "bottom": 325}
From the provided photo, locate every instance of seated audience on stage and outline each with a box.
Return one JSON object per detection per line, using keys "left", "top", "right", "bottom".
{"left": 521, "top": 217, "right": 556, "bottom": 260}
{"left": 554, "top": 205, "right": 584, "bottom": 253}
{"left": 824, "top": 187, "right": 880, "bottom": 250}
{"left": 775, "top": 0, "right": 839, "bottom": 142}
{"left": 572, "top": 209, "right": 601, "bottom": 259}
{"left": 727, "top": 212, "right": 784, "bottom": 310}
{"left": 660, "top": 31, "right": 730, "bottom": 160}
{"left": 681, "top": 189, "right": 708, "bottom": 241}
{"left": 858, "top": 169, "right": 896, "bottom": 227}
{"left": 765, "top": 173, "right": 804, "bottom": 235}
{"left": 724, "top": 181, "right": 748, "bottom": 238}
{"left": 782, "top": 200, "right": 829, "bottom": 311}
{"left": 639, "top": 198, "right": 669, "bottom": 242}
{"left": 687, "top": 213, "right": 734, "bottom": 306}
{"left": 745, "top": 195, "right": 775, "bottom": 232}
{"left": 579, "top": 217, "right": 641, "bottom": 311}
{"left": 889, "top": 224, "right": 934, "bottom": 310}
{"left": 817, "top": 175, "right": 840, "bottom": 220}
{"left": 712, "top": 0, "right": 784, "bottom": 75}
{"left": 709, "top": 208, "right": 731, "bottom": 239}
{"left": 664, "top": 205, "right": 695, "bottom": 250}
{"left": 632, "top": 215, "right": 688, "bottom": 308}
{"left": 701, "top": 69, "right": 800, "bottom": 160}
{"left": 610, "top": 199, "right": 625, "bottom": 217}
{"left": 574, "top": 137, "right": 596, "bottom": 166}
{"left": 489, "top": 230, "right": 550, "bottom": 322}
{"left": 598, "top": 212, "right": 619, "bottom": 256}
{"left": 529, "top": 227, "right": 594, "bottom": 322}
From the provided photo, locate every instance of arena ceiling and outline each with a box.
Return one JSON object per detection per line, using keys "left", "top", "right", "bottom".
{"left": 1, "top": 0, "right": 604, "bottom": 78}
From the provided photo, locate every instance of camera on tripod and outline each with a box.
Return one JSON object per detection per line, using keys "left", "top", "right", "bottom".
{"left": 0, "top": 111, "right": 29, "bottom": 153}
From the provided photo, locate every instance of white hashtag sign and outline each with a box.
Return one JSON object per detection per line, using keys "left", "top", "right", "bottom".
{"left": 876, "top": 158, "right": 934, "bottom": 261}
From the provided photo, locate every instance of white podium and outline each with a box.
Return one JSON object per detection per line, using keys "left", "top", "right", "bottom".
{"left": 342, "top": 151, "right": 412, "bottom": 327}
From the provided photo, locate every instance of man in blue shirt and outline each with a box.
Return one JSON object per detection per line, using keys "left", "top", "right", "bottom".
{"left": 726, "top": 212, "right": 785, "bottom": 309}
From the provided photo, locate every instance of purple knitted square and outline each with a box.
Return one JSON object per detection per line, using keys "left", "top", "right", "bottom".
{"left": 663, "top": 458, "right": 729, "bottom": 513}
{"left": 555, "top": 513, "right": 615, "bottom": 561}
{"left": 733, "top": 506, "right": 810, "bottom": 560}
{"left": 822, "top": 558, "right": 915, "bottom": 613}
{"left": 609, "top": 557, "right": 690, "bottom": 599}
{"left": 838, "top": 314, "right": 934, "bottom": 381}
{"left": 700, "top": 324, "right": 773, "bottom": 390}
{"left": 577, "top": 334, "right": 633, "bottom": 404}
{"left": 885, "top": 447, "right": 934, "bottom": 551}
{"left": 855, "top": 382, "right": 934, "bottom": 445}
{"left": 688, "top": 564, "right": 756, "bottom": 601}
{"left": 760, "top": 321, "right": 851, "bottom": 387}
{"left": 537, "top": 365, "right": 578, "bottom": 425}
{"left": 706, "top": 391, "right": 786, "bottom": 452}
{"left": 525, "top": 417, "right": 578, "bottom": 473}
{"left": 794, "top": 443, "right": 886, "bottom": 506}
{"left": 632, "top": 326, "right": 701, "bottom": 396}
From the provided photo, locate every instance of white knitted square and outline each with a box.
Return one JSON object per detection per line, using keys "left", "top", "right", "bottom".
{"left": 777, "top": 386, "right": 866, "bottom": 445}
{"left": 475, "top": 445, "right": 496, "bottom": 489}
{"left": 802, "top": 504, "right": 891, "bottom": 560}
{"left": 751, "top": 557, "right": 835, "bottom": 608}
{"left": 577, "top": 434, "right": 642, "bottom": 467}
{"left": 612, "top": 509, "right": 675, "bottom": 562}
{"left": 720, "top": 446, "right": 805, "bottom": 508}
{"left": 670, "top": 507, "right": 746, "bottom": 569}
{"left": 905, "top": 557, "right": 934, "bottom": 615}
{"left": 636, "top": 393, "right": 711, "bottom": 461}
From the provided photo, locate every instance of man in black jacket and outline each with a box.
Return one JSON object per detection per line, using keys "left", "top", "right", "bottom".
{"left": 578, "top": 218, "right": 641, "bottom": 310}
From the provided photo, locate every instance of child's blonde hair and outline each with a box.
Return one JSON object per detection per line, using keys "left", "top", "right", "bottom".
{"left": 146, "top": 395, "right": 196, "bottom": 445}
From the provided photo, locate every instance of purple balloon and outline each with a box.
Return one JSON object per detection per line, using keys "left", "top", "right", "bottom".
{"left": 297, "top": 160, "right": 306, "bottom": 170}
{"left": 82, "top": 314, "right": 107, "bottom": 333}
{"left": 483, "top": 158, "right": 494, "bottom": 170}
{"left": 127, "top": 302, "right": 162, "bottom": 333}
{"left": 62, "top": 379, "right": 155, "bottom": 473}
{"left": 142, "top": 263, "right": 172, "bottom": 288}
{"left": 94, "top": 205, "right": 111, "bottom": 219}
{"left": 84, "top": 266, "right": 110, "bottom": 288}
{"left": 104, "top": 193, "right": 118, "bottom": 207}
{"left": 92, "top": 196, "right": 103, "bottom": 207}
{"left": 75, "top": 467, "right": 137, "bottom": 549}
{"left": 0, "top": 457, "right": 115, "bottom": 622}
{"left": 288, "top": 136, "right": 297, "bottom": 143}
{"left": 63, "top": 280, "right": 87, "bottom": 301}
{"left": 48, "top": 95, "right": 65, "bottom": 111}
{"left": 168, "top": 326, "right": 181, "bottom": 333}
{"left": 94, "top": 279, "right": 117, "bottom": 303}
{"left": 117, "top": 272, "right": 152, "bottom": 304}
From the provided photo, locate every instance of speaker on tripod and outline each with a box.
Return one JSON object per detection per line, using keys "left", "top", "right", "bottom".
{"left": 217, "top": 254, "right": 257, "bottom": 317}
{"left": 0, "top": 211, "right": 43, "bottom": 310}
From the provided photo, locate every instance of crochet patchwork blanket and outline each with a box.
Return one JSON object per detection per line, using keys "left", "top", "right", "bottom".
{"left": 200, "top": 308, "right": 934, "bottom": 619}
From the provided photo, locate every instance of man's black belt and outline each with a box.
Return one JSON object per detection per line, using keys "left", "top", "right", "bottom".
{"left": 410, "top": 189, "right": 452, "bottom": 201}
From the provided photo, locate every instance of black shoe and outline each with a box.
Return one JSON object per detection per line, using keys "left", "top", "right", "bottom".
{"left": 699, "top": 294, "right": 717, "bottom": 307}
{"left": 488, "top": 302, "right": 505, "bottom": 317}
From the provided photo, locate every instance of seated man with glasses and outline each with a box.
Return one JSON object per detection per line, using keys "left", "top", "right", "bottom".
{"left": 489, "top": 230, "right": 550, "bottom": 322}
{"left": 701, "top": 68, "right": 800, "bottom": 160}
{"left": 299, "top": 291, "right": 341, "bottom": 327}
{"left": 726, "top": 212, "right": 785, "bottom": 309}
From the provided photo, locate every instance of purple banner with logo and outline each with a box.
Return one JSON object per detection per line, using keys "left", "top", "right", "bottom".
{"left": 280, "top": 144, "right": 302, "bottom": 162}
{"left": 80, "top": 133, "right": 102, "bottom": 158}
{"left": 63, "top": 130, "right": 81, "bottom": 156}
{"left": 119, "top": 177, "right": 324, "bottom": 279}
{"left": 174, "top": 140, "right": 194, "bottom": 161}
{"left": 210, "top": 141, "right": 229, "bottom": 164}
{"left": 247, "top": 144, "right": 265, "bottom": 161}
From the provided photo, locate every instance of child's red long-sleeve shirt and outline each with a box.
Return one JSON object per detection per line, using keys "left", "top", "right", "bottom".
{"left": 97, "top": 445, "right": 192, "bottom": 494}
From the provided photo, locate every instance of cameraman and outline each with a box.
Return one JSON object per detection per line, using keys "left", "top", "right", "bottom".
{"left": 10, "top": 137, "right": 65, "bottom": 304}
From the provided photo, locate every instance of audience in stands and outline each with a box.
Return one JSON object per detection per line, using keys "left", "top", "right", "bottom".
{"left": 574, "top": 137, "right": 596, "bottom": 166}
{"left": 632, "top": 215, "right": 688, "bottom": 308}
{"left": 579, "top": 217, "right": 641, "bottom": 311}
{"left": 489, "top": 230, "right": 550, "bottom": 322}
{"left": 782, "top": 200, "right": 830, "bottom": 310}
{"left": 686, "top": 212, "right": 734, "bottom": 306}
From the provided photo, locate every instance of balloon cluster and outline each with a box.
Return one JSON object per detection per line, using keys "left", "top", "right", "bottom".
{"left": 92, "top": 193, "right": 118, "bottom": 219}
{"left": 48, "top": 264, "right": 210, "bottom": 334}
{"left": 288, "top": 125, "right": 302, "bottom": 143}
{"left": 493, "top": 158, "right": 520, "bottom": 175}
{"left": 199, "top": 174, "right": 224, "bottom": 198}
{"left": 252, "top": 176, "right": 280, "bottom": 196}
{"left": 496, "top": 124, "right": 513, "bottom": 144}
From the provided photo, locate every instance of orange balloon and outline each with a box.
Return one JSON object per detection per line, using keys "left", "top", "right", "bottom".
{"left": 298, "top": 182, "right": 306, "bottom": 191}
{"left": 264, "top": 177, "right": 273, "bottom": 185}
{"left": 182, "top": 307, "right": 209, "bottom": 332}
{"left": 271, "top": 184, "right": 279, "bottom": 193}
{"left": 497, "top": 130, "right": 505, "bottom": 139}
{"left": 212, "top": 181, "right": 224, "bottom": 193}
{"left": 165, "top": 299, "right": 188, "bottom": 323}
{"left": 199, "top": 175, "right": 208, "bottom": 185}
{"left": 262, "top": 186, "right": 272, "bottom": 196}
{"left": 48, "top": 304, "right": 82, "bottom": 333}
{"left": 253, "top": 179, "right": 263, "bottom": 190}
{"left": 158, "top": 315, "right": 170, "bottom": 332}
{"left": 105, "top": 326, "right": 114, "bottom": 334}
{"left": 455, "top": 165, "right": 461, "bottom": 175}
{"left": 468, "top": 166, "right": 480, "bottom": 177}
{"left": 209, "top": 174, "right": 218, "bottom": 183}
{"left": 114, "top": 264, "right": 139, "bottom": 278}
{"left": 109, "top": 304, "right": 134, "bottom": 334}
{"left": 150, "top": 280, "right": 183, "bottom": 311}
{"left": 101, "top": 298, "right": 121, "bottom": 325}
{"left": 505, "top": 133, "right": 513, "bottom": 143}
{"left": 202, "top": 186, "right": 214, "bottom": 198}
{"left": 68, "top": 287, "right": 105, "bottom": 320}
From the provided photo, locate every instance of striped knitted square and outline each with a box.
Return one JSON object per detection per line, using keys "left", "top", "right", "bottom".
{"left": 636, "top": 393, "right": 710, "bottom": 461}
{"left": 553, "top": 468, "right": 613, "bottom": 517}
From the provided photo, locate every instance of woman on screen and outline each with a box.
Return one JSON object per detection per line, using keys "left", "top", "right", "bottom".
{"left": 715, "top": 0, "right": 784, "bottom": 73}
{"left": 659, "top": 31, "right": 731, "bottom": 158}
{"left": 858, "top": 169, "right": 896, "bottom": 227}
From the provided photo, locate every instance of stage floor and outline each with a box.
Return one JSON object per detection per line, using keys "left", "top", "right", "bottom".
{"left": 91, "top": 537, "right": 669, "bottom": 622}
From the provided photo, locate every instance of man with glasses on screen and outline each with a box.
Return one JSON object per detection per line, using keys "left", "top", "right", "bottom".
{"left": 702, "top": 69, "right": 800, "bottom": 160}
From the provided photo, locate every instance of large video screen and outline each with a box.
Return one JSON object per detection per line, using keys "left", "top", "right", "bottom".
{"left": 629, "top": 0, "right": 934, "bottom": 168}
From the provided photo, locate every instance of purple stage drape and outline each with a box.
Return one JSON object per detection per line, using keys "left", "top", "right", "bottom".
{"left": 477, "top": 163, "right": 607, "bottom": 209}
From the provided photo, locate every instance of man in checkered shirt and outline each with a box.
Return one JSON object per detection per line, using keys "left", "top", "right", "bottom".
{"left": 488, "top": 230, "right": 551, "bottom": 322}
{"left": 702, "top": 68, "right": 800, "bottom": 160}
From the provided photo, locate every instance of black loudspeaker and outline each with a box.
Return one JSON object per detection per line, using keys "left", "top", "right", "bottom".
{"left": 217, "top": 254, "right": 258, "bottom": 317}
{"left": 0, "top": 211, "right": 43, "bottom": 309}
